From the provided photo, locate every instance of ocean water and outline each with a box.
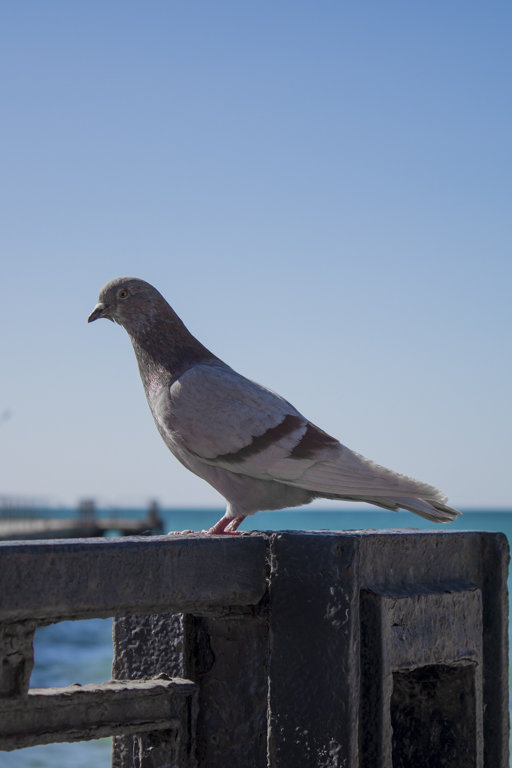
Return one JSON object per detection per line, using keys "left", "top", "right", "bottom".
{"left": 2, "top": 506, "right": 511, "bottom": 768}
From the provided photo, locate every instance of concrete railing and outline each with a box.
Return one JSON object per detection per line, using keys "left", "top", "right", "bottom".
{"left": 0, "top": 530, "right": 508, "bottom": 767}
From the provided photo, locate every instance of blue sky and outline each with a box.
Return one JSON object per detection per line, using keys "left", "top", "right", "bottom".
{"left": 0, "top": 2, "right": 510, "bottom": 508}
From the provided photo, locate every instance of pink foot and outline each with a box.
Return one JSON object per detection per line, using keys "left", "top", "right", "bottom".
{"left": 206, "top": 514, "right": 246, "bottom": 535}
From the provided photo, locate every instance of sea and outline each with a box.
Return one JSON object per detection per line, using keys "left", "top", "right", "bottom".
{"left": 2, "top": 506, "right": 511, "bottom": 768}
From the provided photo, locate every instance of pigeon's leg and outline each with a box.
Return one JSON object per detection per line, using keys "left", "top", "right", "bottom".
{"left": 225, "top": 515, "right": 245, "bottom": 532}
{"left": 206, "top": 511, "right": 246, "bottom": 535}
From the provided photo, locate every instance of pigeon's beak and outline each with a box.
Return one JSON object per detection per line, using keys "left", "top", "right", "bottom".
{"left": 88, "top": 302, "right": 111, "bottom": 323}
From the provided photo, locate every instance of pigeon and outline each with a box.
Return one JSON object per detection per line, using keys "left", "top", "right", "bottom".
{"left": 88, "top": 277, "right": 460, "bottom": 534}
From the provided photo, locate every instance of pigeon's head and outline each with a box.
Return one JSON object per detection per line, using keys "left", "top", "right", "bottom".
{"left": 88, "top": 277, "right": 169, "bottom": 331}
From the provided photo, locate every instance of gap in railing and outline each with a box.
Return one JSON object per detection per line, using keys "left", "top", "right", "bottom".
{"left": 1, "top": 737, "right": 111, "bottom": 768}
{"left": 31, "top": 618, "right": 113, "bottom": 688}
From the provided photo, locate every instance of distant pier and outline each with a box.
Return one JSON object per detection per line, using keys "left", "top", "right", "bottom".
{"left": 0, "top": 498, "right": 164, "bottom": 540}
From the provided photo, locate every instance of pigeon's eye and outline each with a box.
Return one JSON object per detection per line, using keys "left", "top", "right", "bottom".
{"left": 118, "top": 288, "right": 129, "bottom": 300}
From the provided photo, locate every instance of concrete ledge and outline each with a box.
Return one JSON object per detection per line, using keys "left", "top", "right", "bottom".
{"left": 0, "top": 534, "right": 268, "bottom": 621}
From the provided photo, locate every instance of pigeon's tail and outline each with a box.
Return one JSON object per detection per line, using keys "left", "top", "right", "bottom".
{"left": 322, "top": 493, "right": 460, "bottom": 523}
{"left": 286, "top": 441, "right": 462, "bottom": 524}
{"left": 371, "top": 495, "right": 461, "bottom": 523}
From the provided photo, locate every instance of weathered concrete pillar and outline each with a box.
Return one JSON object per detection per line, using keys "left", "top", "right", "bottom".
{"left": 266, "top": 531, "right": 361, "bottom": 767}
{"left": 112, "top": 530, "right": 509, "bottom": 768}
{"left": 113, "top": 610, "right": 268, "bottom": 767}
{"left": 112, "top": 613, "right": 189, "bottom": 768}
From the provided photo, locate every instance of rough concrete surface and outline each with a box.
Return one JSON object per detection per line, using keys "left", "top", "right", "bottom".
{"left": 0, "top": 530, "right": 508, "bottom": 767}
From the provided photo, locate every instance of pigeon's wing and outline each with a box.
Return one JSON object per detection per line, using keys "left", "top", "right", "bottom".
{"left": 168, "top": 363, "right": 458, "bottom": 522}
{"left": 167, "top": 362, "right": 308, "bottom": 460}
